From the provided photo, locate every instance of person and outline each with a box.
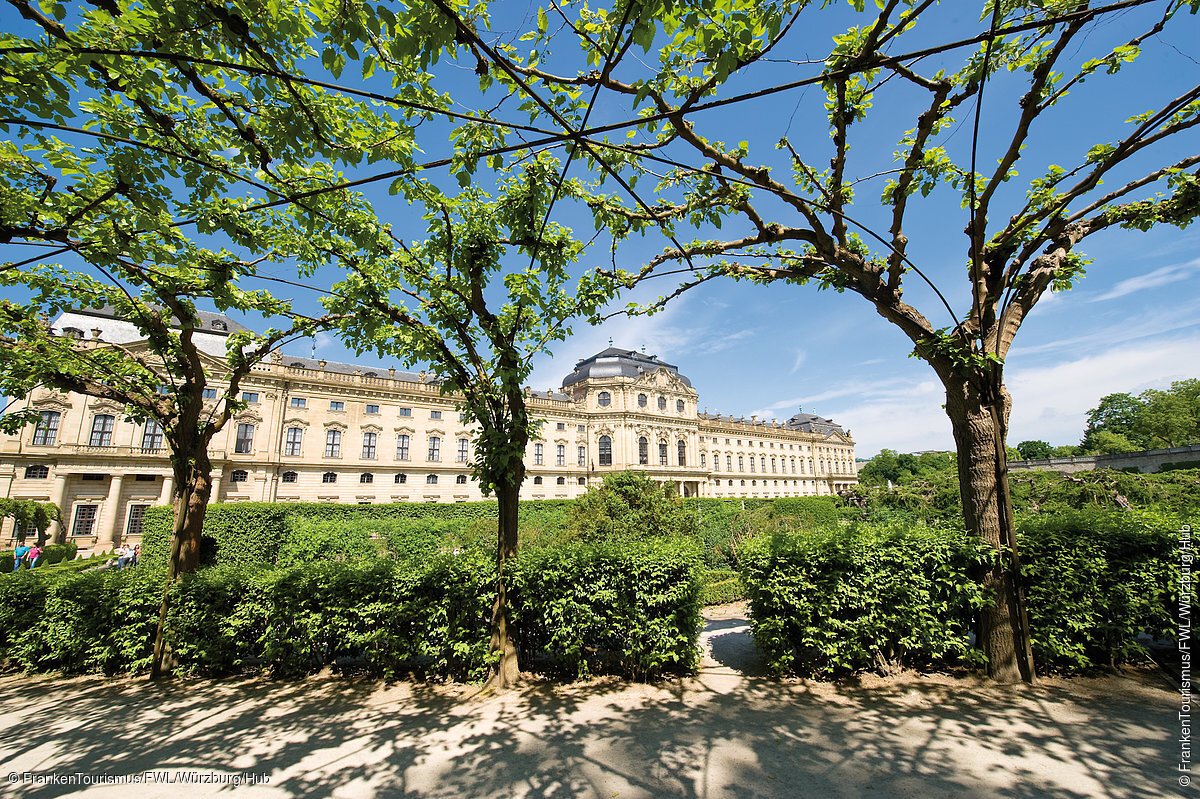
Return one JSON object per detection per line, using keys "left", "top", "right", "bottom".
{"left": 26, "top": 544, "right": 42, "bottom": 569}
{"left": 115, "top": 545, "right": 132, "bottom": 569}
{"left": 12, "top": 541, "right": 30, "bottom": 572}
{"left": 130, "top": 544, "right": 140, "bottom": 567}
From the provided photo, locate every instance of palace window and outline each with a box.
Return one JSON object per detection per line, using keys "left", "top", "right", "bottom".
{"left": 597, "top": 392, "right": 611, "bottom": 407}
{"left": 658, "top": 396, "right": 667, "bottom": 411}
{"left": 430, "top": 410, "right": 442, "bottom": 420}
{"left": 556, "top": 444, "right": 565, "bottom": 466}
{"left": 203, "top": 388, "right": 218, "bottom": 399}
{"left": 285, "top": 427, "right": 303, "bottom": 456}
{"left": 749, "top": 456, "right": 755, "bottom": 473}
{"left": 62, "top": 327, "right": 84, "bottom": 339}
{"left": 241, "top": 392, "right": 259, "bottom": 404}
{"left": 211, "top": 320, "right": 227, "bottom": 331}
{"left": 457, "top": 438, "right": 469, "bottom": 463}
{"left": 426, "top": 474, "right": 438, "bottom": 484}
{"left": 638, "top": 393, "right": 647, "bottom": 408}
{"left": 599, "top": 435, "right": 612, "bottom": 466}
{"left": 141, "top": 419, "right": 164, "bottom": 452}
{"left": 738, "top": 456, "right": 744, "bottom": 472}
{"left": 678, "top": 440, "right": 686, "bottom": 467}
{"left": 638, "top": 436, "right": 649, "bottom": 465}
{"left": 290, "top": 397, "right": 307, "bottom": 408}
{"left": 427, "top": 436, "right": 441, "bottom": 461}
{"left": 398, "top": 407, "right": 411, "bottom": 417}
{"left": 677, "top": 399, "right": 685, "bottom": 413}
{"left": 578, "top": 446, "right": 586, "bottom": 466}
{"left": 362, "top": 432, "right": 378, "bottom": 459}
{"left": 282, "top": 471, "right": 298, "bottom": 483}
{"left": 24, "top": 464, "right": 49, "bottom": 479}
{"left": 235, "top": 423, "right": 255, "bottom": 454}
{"left": 89, "top": 414, "right": 115, "bottom": 447}
{"left": 578, "top": 477, "right": 586, "bottom": 485}
{"left": 556, "top": 477, "right": 566, "bottom": 485}
{"left": 366, "top": 404, "right": 380, "bottom": 415}
{"left": 360, "top": 473, "right": 373, "bottom": 484}
{"left": 533, "top": 476, "right": 543, "bottom": 485}
{"left": 557, "top": 422, "right": 566, "bottom": 431}
{"left": 32, "top": 411, "right": 60, "bottom": 446}
{"left": 322, "top": 472, "right": 337, "bottom": 483}
{"left": 71, "top": 504, "right": 98, "bottom": 537}
{"left": 329, "top": 401, "right": 345, "bottom": 411}
{"left": 396, "top": 434, "right": 410, "bottom": 460}
{"left": 395, "top": 473, "right": 407, "bottom": 484}
{"left": 324, "top": 429, "right": 342, "bottom": 457}
{"left": 230, "top": 470, "right": 248, "bottom": 483}
{"left": 456, "top": 474, "right": 467, "bottom": 484}
{"left": 700, "top": 453, "right": 707, "bottom": 467}
{"left": 726, "top": 455, "right": 732, "bottom": 470}
{"left": 534, "top": 443, "right": 544, "bottom": 465}
{"left": 658, "top": 440, "right": 668, "bottom": 466}
{"left": 126, "top": 505, "right": 149, "bottom": 537}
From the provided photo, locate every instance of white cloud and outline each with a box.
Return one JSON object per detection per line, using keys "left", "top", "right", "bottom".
{"left": 789, "top": 349, "right": 808, "bottom": 374}
{"left": 1010, "top": 300, "right": 1200, "bottom": 357}
{"left": 1089, "top": 257, "right": 1200, "bottom": 302}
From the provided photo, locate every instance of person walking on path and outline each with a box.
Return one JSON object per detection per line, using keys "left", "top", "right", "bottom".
{"left": 12, "top": 542, "right": 30, "bottom": 572}
{"left": 26, "top": 544, "right": 42, "bottom": 569}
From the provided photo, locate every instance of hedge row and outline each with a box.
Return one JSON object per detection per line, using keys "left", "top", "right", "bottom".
{"left": 740, "top": 509, "right": 1185, "bottom": 676}
{"left": 140, "top": 495, "right": 843, "bottom": 571}
{"left": 0, "top": 540, "right": 702, "bottom": 681}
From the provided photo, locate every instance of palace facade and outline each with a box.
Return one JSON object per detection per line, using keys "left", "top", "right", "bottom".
{"left": 0, "top": 308, "right": 857, "bottom": 550}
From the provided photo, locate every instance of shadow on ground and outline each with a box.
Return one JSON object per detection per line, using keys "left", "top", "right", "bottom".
{"left": 0, "top": 606, "right": 1180, "bottom": 799}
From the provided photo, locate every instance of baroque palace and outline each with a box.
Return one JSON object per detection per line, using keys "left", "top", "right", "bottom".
{"left": 0, "top": 308, "right": 858, "bottom": 550}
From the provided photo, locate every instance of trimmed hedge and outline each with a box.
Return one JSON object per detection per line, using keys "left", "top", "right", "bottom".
{"left": 740, "top": 511, "right": 1186, "bottom": 677}
{"left": 740, "top": 523, "right": 993, "bottom": 677}
{"left": 700, "top": 569, "right": 744, "bottom": 606}
{"left": 0, "top": 541, "right": 702, "bottom": 681}
{"left": 1, "top": 542, "right": 77, "bottom": 573}
{"left": 1019, "top": 509, "right": 1183, "bottom": 672}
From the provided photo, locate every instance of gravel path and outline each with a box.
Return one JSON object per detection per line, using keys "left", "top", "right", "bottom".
{"left": 0, "top": 604, "right": 1183, "bottom": 798}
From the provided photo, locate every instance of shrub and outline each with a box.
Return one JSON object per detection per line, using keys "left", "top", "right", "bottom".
{"left": 567, "top": 471, "right": 697, "bottom": 543}
{"left": 513, "top": 539, "right": 702, "bottom": 679}
{"left": 1018, "top": 508, "right": 1183, "bottom": 672}
{"left": 740, "top": 523, "right": 992, "bottom": 677}
{"left": 771, "top": 497, "right": 843, "bottom": 529}
{"left": 700, "top": 569, "right": 744, "bottom": 606}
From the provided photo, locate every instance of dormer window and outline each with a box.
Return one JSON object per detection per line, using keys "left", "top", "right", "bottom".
{"left": 597, "top": 391, "right": 611, "bottom": 407}
{"left": 62, "top": 327, "right": 84, "bottom": 340}
{"left": 211, "top": 320, "right": 227, "bottom": 331}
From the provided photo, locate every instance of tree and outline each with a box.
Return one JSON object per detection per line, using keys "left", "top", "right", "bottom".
{"left": 1082, "top": 392, "right": 1148, "bottom": 449}
{"left": 0, "top": 0, "right": 429, "bottom": 675}
{"left": 1082, "top": 380, "right": 1200, "bottom": 450}
{"left": 1016, "top": 440, "right": 1054, "bottom": 460}
{"left": 1082, "top": 429, "right": 1141, "bottom": 455}
{"left": 323, "top": 155, "right": 616, "bottom": 687}
{"left": 459, "top": 0, "right": 1200, "bottom": 681}
{"left": 568, "top": 470, "right": 696, "bottom": 542}
{"left": 0, "top": 498, "right": 59, "bottom": 545}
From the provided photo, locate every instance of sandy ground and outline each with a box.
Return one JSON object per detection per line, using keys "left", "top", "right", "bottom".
{"left": 0, "top": 603, "right": 1186, "bottom": 799}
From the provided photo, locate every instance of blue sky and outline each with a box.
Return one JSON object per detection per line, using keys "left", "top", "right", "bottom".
{"left": 4, "top": 2, "right": 1199, "bottom": 457}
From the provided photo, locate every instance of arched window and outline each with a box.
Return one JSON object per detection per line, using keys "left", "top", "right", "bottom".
{"left": 231, "top": 469, "right": 248, "bottom": 483}
{"left": 395, "top": 473, "right": 407, "bottom": 484}
{"left": 281, "top": 471, "right": 298, "bottom": 483}
{"left": 658, "top": 440, "right": 668, "bottom": 466}
{"left": 556, "top": 476, "right": 566, "bottom": 485}
{"left": 678, "top": 440, "right": 686, "bottom": 466}
{"left": 32, "top": 411, "right": 60, "bottom": 446}
{"left": 426, "top": 474, "right": 438, "bottom": 484}
{"left": 24, "top": 464, "right": 49, "bottom": 479}
{"left": 599, "top": 435, "right": 612, "bottom": 466}
{"left": 638, "top": 436, "right": 649, "bottom": 465}
{"left": 657, "top": 396, "right": 667, "bottom": 411}
{"left": 637, "top": 393, "right": 647, "bottom": 408}
{"left": 89, "top": 414, "right": 115, "bottom": 446}
{"left": 676, "top": 399, "right": 685, "bottom": 413}
{"left": 322, "top": 472, "right": 337, "bottom": 483}
{"left": 456, "top": 474, "right": 467, "bottom": 484}
{"left": 63, "top": 327, "right": 84, "bottom": 339}
{"left": 360, "top": 472, "right": 374, "bottom": 484}
{"left": 210, "top": 320, "right": 227, "bottom": 331}
{"left": 597, "top": 391, "right": 611, "bottom": 407}
{"left": 533, "top": 476, "right": 543, "bottom": 485}
{"left": 577, "top": 477, "right": 586, "bottom": 485}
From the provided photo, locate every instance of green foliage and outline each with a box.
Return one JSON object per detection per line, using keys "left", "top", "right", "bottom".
{"left": 699, "top": 569, "right": 745, "bottom": 606}
{"left": 1, "top": 539, "right": 702, "bottom": 682}
{"left": 0, "top": 499, "right": 60, "bottom": 538}
{"left": 513, "top": 540, "right": 702, "bottom": 679}
{"left": 1010, "top": 468, "right": 1200, "bottom": 517}
{"left": 1083, "top": 380, "right": 1200, "bottom": 451}
{"left": 1018, "top": 509, "right": 1184, "bottom": 672}
{"left": 0, "top": 541, "right": 76, "bottom": 573}
{"left": 1016, "top": 440, "right": 1054, "bottom": 460}
{"left": 567, "top": 471, "right": 697, "bottom": 543}
{"left": 740, "top": 523, "right": 993, "bottom": 677}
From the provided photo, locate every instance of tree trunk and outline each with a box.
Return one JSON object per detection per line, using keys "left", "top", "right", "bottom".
{"left": 488, "top": 480, "right": 522, "bottom": 688}
{"left": 943, "top": 373, "right": 1035, "bottom": 684}
{"left": 149, "top": 451, "right": 213, "bottom": 679}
